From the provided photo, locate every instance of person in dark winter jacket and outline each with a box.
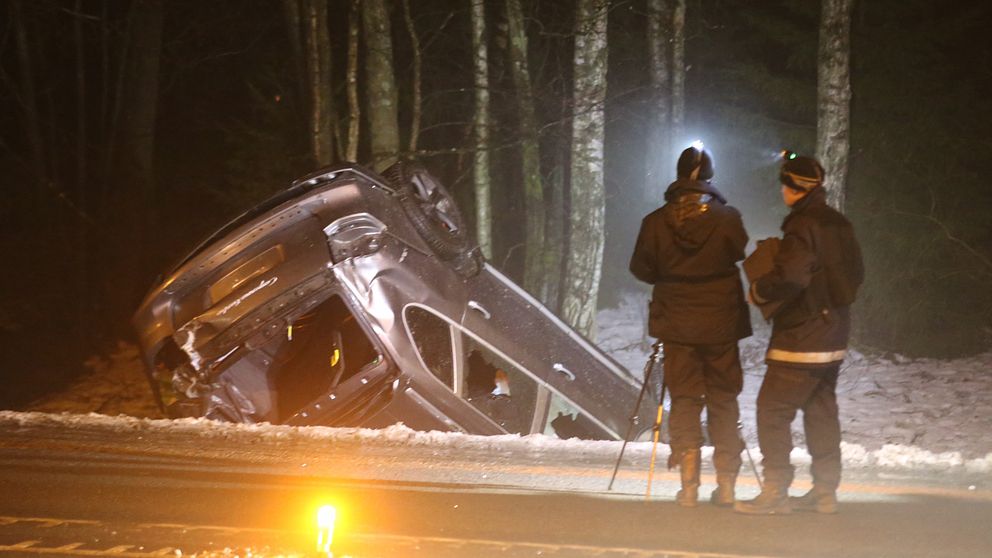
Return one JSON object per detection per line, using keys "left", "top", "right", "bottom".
{"left": 735, "top": 155, "right": 864, "bottom": 516}
{"left": 629, "top": 147, "right": 752, "bottom": 507}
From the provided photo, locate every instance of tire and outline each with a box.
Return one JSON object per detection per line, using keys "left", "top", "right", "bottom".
{"left": 383, "top": 161, "right": 482, "bottom": 276}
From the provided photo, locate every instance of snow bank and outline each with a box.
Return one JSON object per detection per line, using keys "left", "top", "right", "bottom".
{"left": 3, "top": 410, "right": 989, "bottom": 475}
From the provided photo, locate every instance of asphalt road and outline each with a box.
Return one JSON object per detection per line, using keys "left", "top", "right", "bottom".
{"left": 0, "top": 415, "right": 990, "bottom": 557}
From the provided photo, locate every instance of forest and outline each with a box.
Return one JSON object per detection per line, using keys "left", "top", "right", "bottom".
{"left": 1, "top": 0, "right": 990, "bottom": 408}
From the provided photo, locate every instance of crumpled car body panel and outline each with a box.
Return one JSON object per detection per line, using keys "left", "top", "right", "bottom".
{"left": 133, "top": 164, "right": 653, "bottom": 440}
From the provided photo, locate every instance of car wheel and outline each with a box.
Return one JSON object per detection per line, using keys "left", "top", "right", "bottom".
{"left": 383, "top": 161, "right": 482, "bottom": 276}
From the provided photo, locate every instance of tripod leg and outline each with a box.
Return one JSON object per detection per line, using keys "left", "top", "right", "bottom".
{"left": 607, "top": 341, "right": 661, "bottom": 491}
{"left": 645, "top": 381, "right": 667, "bottom": 500}
{"left": 738, "top": 421, "right": 763, "bottom": 490}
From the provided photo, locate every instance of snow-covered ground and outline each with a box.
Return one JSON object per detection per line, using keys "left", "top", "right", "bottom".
{"left": 598, "top": 293, "right": 992, "bottom": 464}
{"left": 20, "top": 292, "right": 992, "bottom": 472}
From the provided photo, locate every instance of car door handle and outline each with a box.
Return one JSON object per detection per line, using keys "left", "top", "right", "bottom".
{"left": 468, "top": 300, "right": 491, "bottom": 320}
{"left": 553, "top": 363, "right": 576, "bottom": 381}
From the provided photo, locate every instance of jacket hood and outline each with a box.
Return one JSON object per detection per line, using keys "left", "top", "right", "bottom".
{"left": 662, "top": 179, "right": 727, "bottom": 250}
{"left": 663, "top": 178, "right": 727, "bottom": 204}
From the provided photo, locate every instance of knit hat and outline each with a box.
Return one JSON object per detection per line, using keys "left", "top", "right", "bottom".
{"left": 677, "top": 147, "right": 714, "bottom": 181}
{"left": 780, "top": 156, "right": 824, "bottom": 192}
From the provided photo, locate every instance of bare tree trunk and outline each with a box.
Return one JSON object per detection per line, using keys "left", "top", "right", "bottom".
{"left": 98, "top": 0, "right": 124, "bottom": 209}
{"left": 304, "top": 0, "right": 333, "bottom": 166}
{"left": 816, "top": 0, "right": 853, "bottom": 212}
{"left": 104, "top": 0, "right": 163, "bottom": 321}
{"left": 100, "top": 0, "right": 109, "bottom": 153}
{"left": 73, "top": 0, "right": 90, "bottom": 341}
{"left": 670, "top": 0, "right": 686, "bottom": 145}
{"left": 562, "top": 0, "right": 608, "bottom": 337}
{"left": 545, "top": 162, "right": 564, "bottom": 311}
{"left": 646, "top": 0, "right": 672, "bottom": 194}
{"left": 73, "top": 0, "right": 87, "bottom": 201}
{"left": 402, "top": 0, "right": 422, "bottom": 153}
{"left": 282, "top": 0, "right": 306, "bottom": 100}
{"left": 11, "top": 0, "right": 48, "bottom": 189}
{"left": 346, "top": 0, "right": 360, "bottom": 162}
{"left": 116, "top": 0, "right": 163, "bottom": 197}
{"left": 470, "top": 0, "right": 492, "bottom": 258}
{"left": 506, "top": 0, "right": 546, "bottom": 300}
{"left": 362, "top": 0, "right": 401, "bottom": 168}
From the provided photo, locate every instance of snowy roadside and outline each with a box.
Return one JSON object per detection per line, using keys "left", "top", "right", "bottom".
{"left": 17, "top": 292, "right": 992, "bottom": 475}
{"left": 1, "top": 410, "right": 990, "bottom": 488}
{"left": 598, "top": 293, "right": 992, "bottom": 463}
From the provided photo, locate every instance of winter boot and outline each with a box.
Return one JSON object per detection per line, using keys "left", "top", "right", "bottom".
{"left": 790, "top": 488, "right": 838, "bottom": 514}
{"left": 675, "top": 449, "right": 701, "bottom": 507}
{"left": 733, "top": 485, "right": 792, "bottom": 515}
{"left": 710, "top": 473, "right": 737, "bottom": 507}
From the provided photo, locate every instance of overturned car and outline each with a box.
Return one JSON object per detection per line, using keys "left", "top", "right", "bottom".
{"left": 133, "top": 162, "right": 653, "bottom": 439}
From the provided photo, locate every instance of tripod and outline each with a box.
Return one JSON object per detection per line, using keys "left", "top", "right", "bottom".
{"left": 607, "top": 341, "right": 763, "bottom": 498}
{"left": 607, "top": 340, "right": 667, "bottom": 497}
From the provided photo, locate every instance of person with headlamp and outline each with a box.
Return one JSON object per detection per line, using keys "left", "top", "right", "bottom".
{"left": 629, "top": 145, "right": 752, "bottom": 508}
{"left": 736, "top": 154, "right": 864, "bottom": 515}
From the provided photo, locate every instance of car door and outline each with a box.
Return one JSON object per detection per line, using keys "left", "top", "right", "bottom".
{"left": 399, "top": 304, "right": 507, "bottom": 435}
{"left": 459, "top": 265, "right": 653, "bottom": 440}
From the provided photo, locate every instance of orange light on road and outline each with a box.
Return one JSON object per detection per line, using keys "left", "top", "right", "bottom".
{"left": 316, "top": 504, "right": 337, "bottom": 556}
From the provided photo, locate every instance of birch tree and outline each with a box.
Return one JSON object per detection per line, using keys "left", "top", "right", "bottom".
{"left": 506, "top": 0, "right": 546, "bottom": 299}
{"left": 562, "top": 0, "right": 608, "bottom": 337}
{"left": 401, "top": 0, "right": 422, "bottom": 153}
{"left": 304, "top": 0, "right": 333, "bottom": 166}
{"left": 362, "top": 0, "right": 401, "bottom": 168}
{"left": 816, "top": 0, "right": 853, "bottom": 211}
{"left": 470, "top": 0, "right": 492, "bottom": 258}
{"left": 670, "top": 0, "right": 686, "bottom": 145}
{"left": 646, "top": 0, "right": 672, "bottom": 192}
{"left": 345, "top": 0, "right": 360, "bottom": 161}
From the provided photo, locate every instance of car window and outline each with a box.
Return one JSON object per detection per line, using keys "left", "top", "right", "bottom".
{"left": 543, "top": 392, "right": 610, "bottom": 440}
{"left": 460, "top": 338, "right": 538, "bottom": 435}
{"left": 404, "top": 305, "right": 455, "bottom": 389}
{"left": 273, "top": 294, "right": 381, "bottom": 419}
{"left": 401, "top": 305, "right": 610, "bottom": 438}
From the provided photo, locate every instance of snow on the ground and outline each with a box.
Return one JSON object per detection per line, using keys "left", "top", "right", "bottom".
{"left": 3, "top": 409, "right": 991, "bottom": 476}
{"left": 14, "top": 292, "right": 992, "bottom": 472}
{"left": 598, "top": 292, "right": 992, "bottom": 463}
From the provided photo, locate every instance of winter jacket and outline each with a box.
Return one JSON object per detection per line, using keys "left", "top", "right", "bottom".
{"left": 629, "top": 178, "right": 752, "bottom": 345}
{"left": 750, "top": 187, "right": 864, "bottom": 367}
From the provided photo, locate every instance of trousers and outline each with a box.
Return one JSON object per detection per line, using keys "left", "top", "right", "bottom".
{"left": 756, "top": 362, "right": 842, "bottom": 491}
{"left": 663, "top": 342, "right": 744, "bottom": 475}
